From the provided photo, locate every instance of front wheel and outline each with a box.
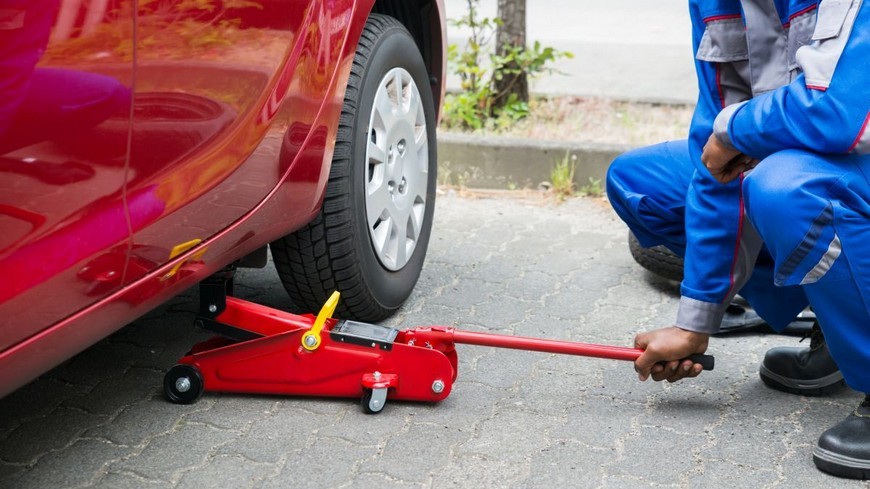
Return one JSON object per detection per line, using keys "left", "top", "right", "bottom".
{"left": 272, "top": 14, "right": 437, "bottom": 321}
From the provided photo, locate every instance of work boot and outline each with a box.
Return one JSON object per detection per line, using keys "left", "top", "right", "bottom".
{"left": 813, "top": 394, "right": 870, "bottom": 479}
{"left": 759, "top": 322, "right": 844, "bottom": 396}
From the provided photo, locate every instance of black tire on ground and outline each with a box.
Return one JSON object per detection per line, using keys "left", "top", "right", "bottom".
{"left": 628, "top": 231, "right": 684, "bottom": 282}
{"left": 271, "top": 14, "right": 437, "bottom": 321}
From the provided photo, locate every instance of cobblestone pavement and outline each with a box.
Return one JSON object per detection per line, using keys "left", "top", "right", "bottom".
{"left": 1, "top": 192, "right": 868, "bottom": 488}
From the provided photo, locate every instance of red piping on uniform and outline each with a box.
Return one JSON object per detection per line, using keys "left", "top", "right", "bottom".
{"left": 704, "top": 13, "right": 742, "bottom": 23}
{"left": 783, "top": 4, "right": 817, "bottom": 28}
{"left": 715, "top": 63, "right": 726, "bottom": 109}
{"left": 725, "top": 173, "right": 746, "bottom": 302}
{"left": 848, "top": 112, "right": 870, "bottom": 152}
{"left": 806, "top": 85, "right": 828, "bottom": 91}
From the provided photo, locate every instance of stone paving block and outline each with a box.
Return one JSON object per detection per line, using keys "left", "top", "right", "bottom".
{"left": 510, "top": 315, "right": 570, "bottom": 339}
{"left": 315, "top": 406, "right": 409, "bottom": 446}
{"left": 428, "top": 454, "right": 528, "bottom": 488}
{"left": 459, "top": 349, "right": 536, "bottom": 389}
{"left": 457, "top": 411, "right": 557, "bottom": 463}
{"left": 560, "top": 400, "right": 644, "bottom": 450}
{"left": 429, "top": 278, "right": 498, "bottom": 309}
{"left": 686, "top": 459, "right": 780, "bottom": 487}
{"left": 606, "top": 426, "right": 706, "bottom": 484}
{"left": 468, "top": 298, "right": 531, "bottom": 329}
{"left": 217, "top": 405, "right": 333, "bottom": 464}
{"left": 640, "top": 389, "right": 730, "bottom": 436}
{"left": 64, "top": 367, "right": 164, "bottom": 416}
{"left": 512, "top": 364, "right": 596, "bottom": 414}
{"left": 260, "top": 436, "right": 373, "bottom": 489}
{"left": 514, "top": 439, "right": 615, "bottom": 488}
{"left": 361, "top": 423, "right": 467, "bottom": 482}
{"left": 584, "top": 304, "right": 652, "bottom": 343}
{"left": 468, "top": 259, "right": 526, "bottom": 284}
{"left": 110, "top": 422, "right": 238, "bottom": 482}
{"left": 183, "top": 395, "right": 277, "bottom": 431}
{"left": 176, "top": 454, "right": 270, "bottom": 489}
{"left": 701, "top": 418, "right": 794, "bottom": 469}
{"left": 45, "top": 342, "right": 143, "bottom": 388}
{"left": 347, "top": 472, "right": 425, "bottom": 488}
{"left": 542, "top": 285, "right": 608, "bottom": 322}
{"left": 503, "top": 271, "right": 560, "bottom": 302}
{"left": 0, "top": 407, "right": 110, "bottom": 464}
{"left": 599, "top": 474, "right": 679, "bottom": 488}
{"left": 85, "top": 397, "right": 193, "bottom": 446}
{"left": 408, "top": 382, "right": 504, "bottom": 430}
{"left": 88, "top": 471, "right": 167, "bottom": 488}
{"left": 0, "top": 462, "right": 24, "bottom": 487}
{"left": 8, "top": 439, "right": 129, "bottom": 489}
{"left": 0, "top": 378, "right": 88, "bottom": 436}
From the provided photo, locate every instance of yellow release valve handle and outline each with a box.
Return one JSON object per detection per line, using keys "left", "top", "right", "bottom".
{"left": 301, "top": 291, "right": 340, "bottom": 351}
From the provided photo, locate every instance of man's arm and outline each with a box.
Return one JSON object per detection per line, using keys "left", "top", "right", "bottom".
{"left": 715, "top": 1, "right": 870, "bottom": 158}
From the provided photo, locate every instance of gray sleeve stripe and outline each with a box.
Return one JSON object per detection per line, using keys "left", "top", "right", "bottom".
{"left": 713, "top": 102, "right": 748, "bottom": 150}
{"left": 848, "top": 112, "right": 870, "bottom": 154}
{"left": 676, "top": 296, "right": 728, "bottom": 335}
{"left": 801, "top": 234, "right": 842, "bottom": 285}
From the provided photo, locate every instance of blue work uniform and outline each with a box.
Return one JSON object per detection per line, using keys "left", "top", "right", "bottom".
{"left": 606, "top": 0, "right": 870, "bottom": 392}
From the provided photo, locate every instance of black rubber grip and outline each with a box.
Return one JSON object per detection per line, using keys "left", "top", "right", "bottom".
{"left": 687, "top": 354, "right": 715, "bottom": 371}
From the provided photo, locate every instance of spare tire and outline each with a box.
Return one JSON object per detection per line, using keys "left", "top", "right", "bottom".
{"left": 628, "top": 231, "right": 684, "bottom": 282}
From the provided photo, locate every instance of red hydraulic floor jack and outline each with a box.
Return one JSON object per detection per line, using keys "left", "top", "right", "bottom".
{"left": 165, "top": 276, "right": 714, "bottom": 413}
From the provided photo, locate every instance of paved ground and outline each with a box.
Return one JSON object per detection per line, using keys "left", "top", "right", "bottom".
{"left": 1, "top": 192, "right": 867, "bottom": 488}
{"left": 444, "top": 0, "right": 698, "bottom": 104}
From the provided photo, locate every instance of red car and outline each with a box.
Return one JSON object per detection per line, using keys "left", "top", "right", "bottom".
{"left": 0, "top": 0, "right": 446, "bottom": 398}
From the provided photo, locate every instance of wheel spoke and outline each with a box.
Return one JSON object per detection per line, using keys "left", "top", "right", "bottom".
{"left": 374, "top": 90, "right": 395, "bottom": 125}
{"left": 405, "top": 86, "right": 421, "bottom": 123}
{"left": 367, "top": 180, "right": 392, "bottom": 224}
{"left": 393, "top": 71, "right": 405, "bottom": 111}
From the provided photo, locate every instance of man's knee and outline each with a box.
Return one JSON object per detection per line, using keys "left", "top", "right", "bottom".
{"left": 606, "top": 150, "right": 645, "bottom": 201}
{"left": 742, "top": 150, "right": 809, "bottom": 219}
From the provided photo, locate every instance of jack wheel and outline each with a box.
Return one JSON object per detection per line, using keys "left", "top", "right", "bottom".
{"left": 361, "top": 388, "right": 385, "bottom": 414}
{"left": 164, "top": 364, "right": 204, "bottom": 404}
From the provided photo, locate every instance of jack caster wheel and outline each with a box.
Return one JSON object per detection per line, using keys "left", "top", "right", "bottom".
{"left": 164, "top": 364, "right": 204, "bottom": 404}
{"left": 361, "top": 388, "right": 387, "bottom": 414}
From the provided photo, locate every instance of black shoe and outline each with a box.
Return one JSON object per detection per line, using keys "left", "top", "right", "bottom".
{"left": 813, "top": 394, "right": 870, "bottom": 479}
{"left": 759, "top": 322, "right": 845, "bottom": 396}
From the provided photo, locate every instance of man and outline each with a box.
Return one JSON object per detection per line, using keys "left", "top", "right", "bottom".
{"left": 606, "top": 0, "right": 870, "bottom": 479}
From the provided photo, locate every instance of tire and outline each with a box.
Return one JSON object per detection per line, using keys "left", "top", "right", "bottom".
{"left": 628, "top": 231, "right": 684, "bottom": 282}
{"left": 271, "top": 14, "right": 437, "bottom": 321}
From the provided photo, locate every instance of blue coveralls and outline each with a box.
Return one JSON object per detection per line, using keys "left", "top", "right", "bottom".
{"left": 606, "top": 0, "right": 870, "bottom": 392}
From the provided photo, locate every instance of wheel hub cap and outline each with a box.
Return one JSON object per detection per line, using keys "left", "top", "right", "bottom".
{"left": 365, "top": 67, "right": 428, "bottom": 271}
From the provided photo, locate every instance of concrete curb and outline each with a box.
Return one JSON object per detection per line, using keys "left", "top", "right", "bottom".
{"left": 437, "top": 131, "right": 633, "bottom": 189}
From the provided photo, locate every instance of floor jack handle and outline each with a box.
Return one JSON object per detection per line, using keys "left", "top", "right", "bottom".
{"left": 450, "top": 330, "right": 715, "bottom": 370}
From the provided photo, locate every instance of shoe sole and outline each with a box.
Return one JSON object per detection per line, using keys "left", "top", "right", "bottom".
{"left": 759, "top": 365, "right": 845, "bottom": 396}
{"left": 813, "top": 446, "right": 870, "bottom": 479}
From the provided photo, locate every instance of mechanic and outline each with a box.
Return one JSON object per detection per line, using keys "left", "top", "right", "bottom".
{"left": 605, "top": 0, "right": 870, "bottom": 479}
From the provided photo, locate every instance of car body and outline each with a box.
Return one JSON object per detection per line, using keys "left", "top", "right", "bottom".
{"left": 0, "top": 0, "right": 445, "bottom": 398}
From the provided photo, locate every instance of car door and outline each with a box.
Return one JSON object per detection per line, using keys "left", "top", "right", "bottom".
{"left": 122, "top": 0, "right": 343, "bottom": 287}
{"left": 0, "top": 0, "right": 134, "bottom": 352}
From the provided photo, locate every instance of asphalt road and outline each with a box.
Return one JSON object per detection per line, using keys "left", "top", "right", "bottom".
{"left": 1, "top": 191, "right": 866, "bottom": 488}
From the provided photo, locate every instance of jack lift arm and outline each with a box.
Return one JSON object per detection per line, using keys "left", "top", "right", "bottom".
{"left": 165, "top": 276, "right": 714, "bottom": 414}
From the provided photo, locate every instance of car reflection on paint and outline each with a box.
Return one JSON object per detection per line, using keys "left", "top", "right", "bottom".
{"left": 0, "top": 0, "right": 446, "bottom": 398}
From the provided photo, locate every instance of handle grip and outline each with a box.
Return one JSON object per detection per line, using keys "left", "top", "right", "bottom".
{"left": 686, "top": 354, "right": 715, "bottom": 371}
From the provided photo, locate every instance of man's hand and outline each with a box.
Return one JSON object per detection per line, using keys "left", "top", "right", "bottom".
{"left": 634, "top": 327, "right": 710, "bottom": 382}
{"left": 701, "top": 134, "right": 757, "bottom": 184}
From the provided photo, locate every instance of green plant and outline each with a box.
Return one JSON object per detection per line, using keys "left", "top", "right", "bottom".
{"left": 550, "top": 152, "right": 577, "bottom": 201}
{"left": 443, "top": 0, "right": 571, "bottom": 130}
{"left": 579, "top": 177, "right": 604, "bottom": 198}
